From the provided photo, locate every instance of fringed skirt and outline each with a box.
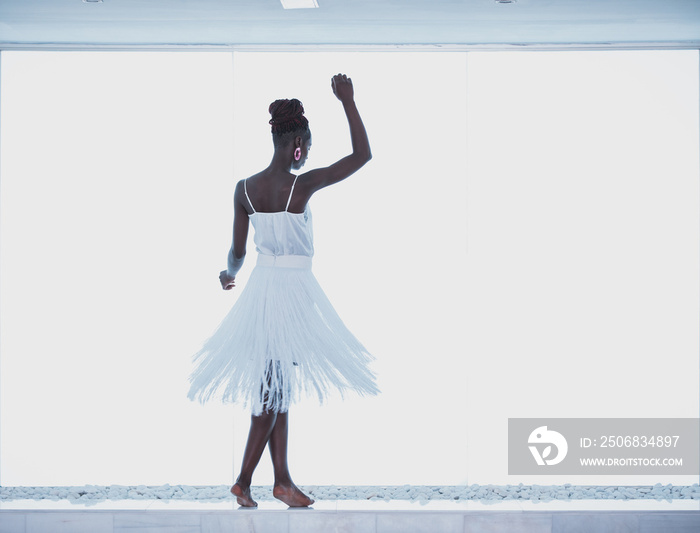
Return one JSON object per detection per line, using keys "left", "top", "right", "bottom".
{"left": 187, "top": 254, "right": 379, "bottom": 415}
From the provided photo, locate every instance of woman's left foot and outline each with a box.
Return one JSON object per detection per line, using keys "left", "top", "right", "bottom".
{"left": 231, "top": 483, "right": 257, "bottom": 507}
{"left": 273, "top": 483, "right": 314, "bottom": 507}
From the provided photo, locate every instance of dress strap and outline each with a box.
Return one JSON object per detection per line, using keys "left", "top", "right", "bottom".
{"left": 244, "top": 179, "right": 256, "bottom": 213}
{"left": 285, "top": 175, "right": 299, "bottom": 212}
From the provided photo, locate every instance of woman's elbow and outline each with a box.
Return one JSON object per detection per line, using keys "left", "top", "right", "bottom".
{"left": 359, "top": 147, "right": 372, "bottom": 165}
{"left": 349, "top": 148, "right": 371, "bottom": 170}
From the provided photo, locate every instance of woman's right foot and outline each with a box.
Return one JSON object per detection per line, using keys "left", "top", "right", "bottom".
{"left": 273, "top": 483, "right": 314, "bottom": 507}
{"left": 231, "top": 483, "right": 257, "bottom": 507}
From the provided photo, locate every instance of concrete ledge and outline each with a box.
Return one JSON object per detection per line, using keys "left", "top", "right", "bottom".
{"left": 1, "top": 508, "right": 699, "bottom": 533}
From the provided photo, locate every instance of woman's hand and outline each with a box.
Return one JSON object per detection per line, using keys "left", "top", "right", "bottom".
{"left": 219, "top": 270, "right": 236, "bottom": 290}
{"left": 331, "top": 73, "right": 354, "bottom": 104}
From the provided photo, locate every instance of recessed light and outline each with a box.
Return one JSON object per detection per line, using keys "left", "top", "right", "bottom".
{"left": 495, "top": 0, "right": 517, "bottom": 3}
{"left": 82, "top": 0, "right": 104, "bottom": 3}
{"left": 280, "top": 0, "right": 319, "bottom": 9}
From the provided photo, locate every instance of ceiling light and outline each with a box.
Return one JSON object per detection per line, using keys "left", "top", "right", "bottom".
{"left": 495, "top": 0, "right": 516, "bottom": 3}
{"left": 82, "top": 0, "right": 104, "bottom": 3}
{"left": 280, "top": 0, "right": 319, "bottom": 9}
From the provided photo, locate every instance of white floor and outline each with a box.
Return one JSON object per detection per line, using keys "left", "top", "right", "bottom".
{"left": 1, "top": 498, "right": 699, "bottom": 533}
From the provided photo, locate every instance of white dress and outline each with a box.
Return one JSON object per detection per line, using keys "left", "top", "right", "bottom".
{"left": 187, "top": 176, "right": 379, "bottom": 415}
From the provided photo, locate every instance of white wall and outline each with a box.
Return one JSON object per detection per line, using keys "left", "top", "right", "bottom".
{"left": 0, "top": 49, "right": 697, "bottom": 488}
{"left": 0, "top": 51, "right": 238, "bottom": 485}
{"left": 464, "top": 50, "right": 700, "bottom": 486}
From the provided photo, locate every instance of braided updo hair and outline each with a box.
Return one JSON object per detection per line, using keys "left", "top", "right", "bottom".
{"left": 268, "top": 98, "right": 310, "bottom": 147}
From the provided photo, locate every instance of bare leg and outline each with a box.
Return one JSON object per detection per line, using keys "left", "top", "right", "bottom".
{"left": 268, "top": 411, "right": 314, "bottom": 507}
{"left": 231, "top": 410, "right": 278, "bottom": 507}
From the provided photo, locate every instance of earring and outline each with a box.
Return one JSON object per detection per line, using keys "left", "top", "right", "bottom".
{"left": 294, "top": 147, "right": 301, "bottom": 161}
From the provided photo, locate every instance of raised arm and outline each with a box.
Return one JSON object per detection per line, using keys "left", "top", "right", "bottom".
{"left": 219, "top": 180, "right": 250, "bottom": 290}
{"left": 301, "top": 74, "right": 371, "bottom": 193}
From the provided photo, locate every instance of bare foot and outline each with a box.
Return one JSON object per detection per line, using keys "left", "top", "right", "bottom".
{"left": 231, "top": 483, "right": 257, "bottom": 507}
{"left": 273, "top": 483, "right": 314, "bottom": 507}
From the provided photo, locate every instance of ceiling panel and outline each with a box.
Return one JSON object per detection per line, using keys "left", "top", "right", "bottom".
{"left": 0, "top": 0, "right": 698, "bottom": 47}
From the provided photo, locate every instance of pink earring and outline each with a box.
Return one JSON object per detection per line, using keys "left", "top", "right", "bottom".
{"left": 294, "top": 147, "right": 301, "bottom": 161}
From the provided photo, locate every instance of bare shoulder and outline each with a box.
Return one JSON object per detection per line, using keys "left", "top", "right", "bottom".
{"left": 294, "top": 168, "right": 325, "bottom": 197}
{"left": 233, "top": 178, "right": 253, "bottom": 214}
{"left": 295, "top": 168, "right": 320, "bottom": 183}
{"left": 233, "top": 179, "right": 246, "bottom": 198}
{"left": 234, "top": 172, "right": 262, "bottom": 196}
{"left": 295, "top": 167, "right": 331, "bottom": 194}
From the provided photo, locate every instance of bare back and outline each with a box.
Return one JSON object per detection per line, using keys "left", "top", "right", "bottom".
{"left": 239, "top": 172, "right": 314, "bottom": 215}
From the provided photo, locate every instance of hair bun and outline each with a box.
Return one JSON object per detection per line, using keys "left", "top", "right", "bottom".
{"left": 269, "top": 98, "right": 309, "bottom": 135}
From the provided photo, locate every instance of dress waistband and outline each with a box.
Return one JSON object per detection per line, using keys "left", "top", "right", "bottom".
{"left": 256, "top": 254, "right": 312, "bottom": 269}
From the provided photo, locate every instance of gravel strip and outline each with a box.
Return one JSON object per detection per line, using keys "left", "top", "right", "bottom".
{"left": 1, "top": 484, "right": 699, "bottom": 503}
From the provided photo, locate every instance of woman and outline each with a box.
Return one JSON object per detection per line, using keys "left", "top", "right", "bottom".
{"left": 188, "top": 74, "right": 378, "bottom": 508}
